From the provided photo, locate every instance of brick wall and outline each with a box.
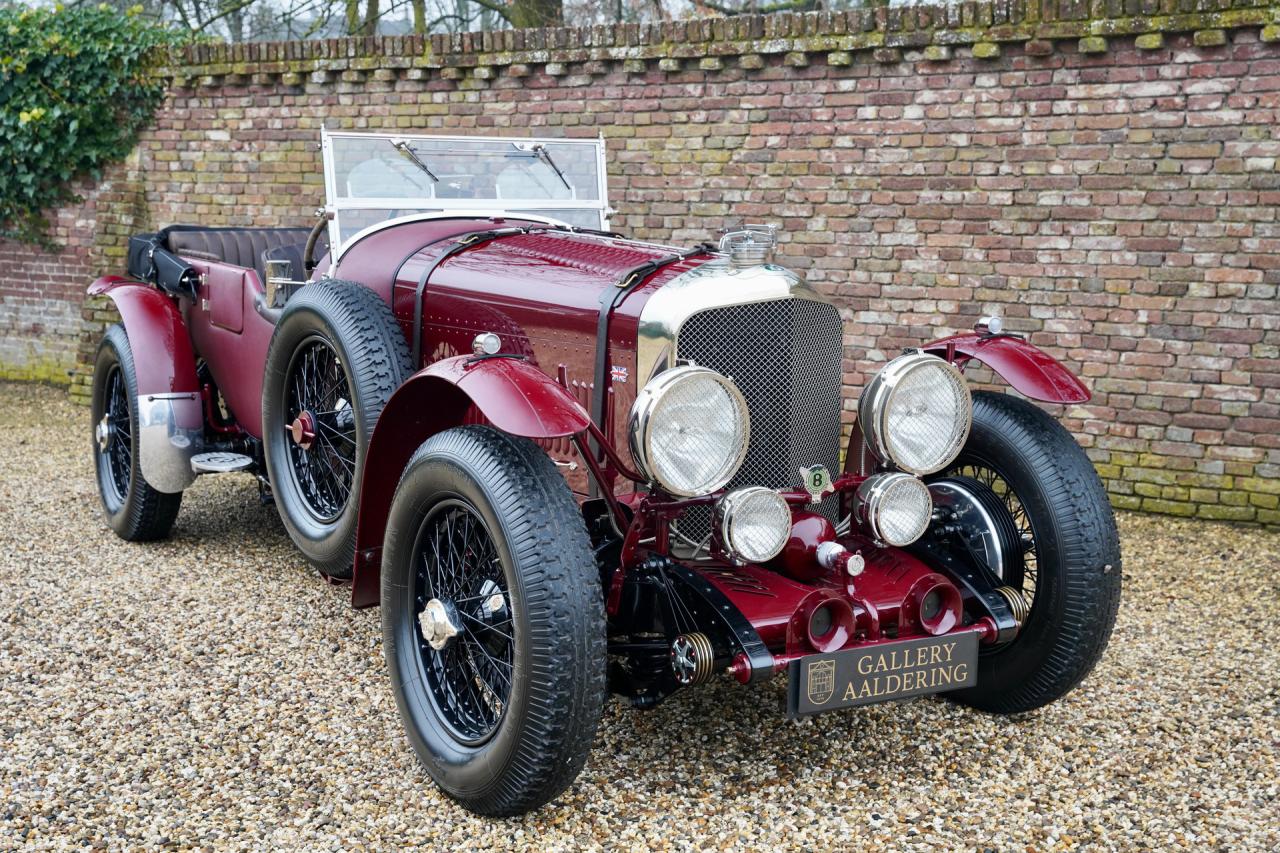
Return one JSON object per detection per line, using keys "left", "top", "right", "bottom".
{"left": 0, "top": 154, "right": 148, "bottom": 383}
{"left": 2, "top": 0, "right": 1279, "bottom": 523}
{"left": 0, "top": 209, "right": 86, "bottom": 383}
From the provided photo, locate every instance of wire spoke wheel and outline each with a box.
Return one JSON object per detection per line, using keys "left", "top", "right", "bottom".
{"left": 941, "top": 460, "right": 1039, "bottom": 609}
{"left": 413, "top": 498, "right": 514, "bottom": 746}
{"left": 283, "top": 335, "right": 356, "bottom": 523}
{"left": 381, "top": 426, "right": 605, "bottom": 815}
{"left": 98, "top": 363, "right": 132, "bottom": 504}
{"left": 263, "top": 279, "right": 411, "bottom": 578}
{"left": 91, "top": 324, "right": 182, "bottom": 542}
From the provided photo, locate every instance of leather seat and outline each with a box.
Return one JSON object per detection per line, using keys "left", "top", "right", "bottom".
{"left": 166, "top": 227, "right": 314, "bottom": 285}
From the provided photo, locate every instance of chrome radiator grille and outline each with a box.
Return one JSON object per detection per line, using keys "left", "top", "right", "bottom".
{"left": 675, "top": 298, "right": 845, "bottom": 544}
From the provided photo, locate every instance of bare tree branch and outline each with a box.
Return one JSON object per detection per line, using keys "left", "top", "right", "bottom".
{"left": 144, "top": 0, "right": 673, "bottom": 40}
{"left": 459, "top": 0, "right": 515, "bottom": 24}
{"left": 699, "top": 0, "right": 822, "bottom": 14}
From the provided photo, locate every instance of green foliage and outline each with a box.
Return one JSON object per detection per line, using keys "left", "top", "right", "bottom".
{"left": 0, "top": 3, "right": 182, "bottom": 247}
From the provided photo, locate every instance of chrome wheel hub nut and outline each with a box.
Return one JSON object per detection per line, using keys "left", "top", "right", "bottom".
{"left": 96, "top": 415, "right": 111, "bottom": 451}
{"left": 419, "top": 598, "right": 461, "bottom": 651}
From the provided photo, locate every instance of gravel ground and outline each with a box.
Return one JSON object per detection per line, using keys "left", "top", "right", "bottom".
{"left": 1, "top": 380, "right": 1277, "bottom": 851}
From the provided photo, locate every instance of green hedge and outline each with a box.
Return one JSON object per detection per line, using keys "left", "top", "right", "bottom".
{"left": 0, "top": 3, "right": 180, "bottom": 247}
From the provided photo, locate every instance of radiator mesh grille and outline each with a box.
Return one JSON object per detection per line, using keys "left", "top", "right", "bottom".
{"left": 673, "top": 298, "right": 844, "bottom": 546}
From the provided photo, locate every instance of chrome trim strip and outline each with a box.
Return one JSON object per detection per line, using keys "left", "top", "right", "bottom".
{"left": 635, "top": 258, "right": 836, "bottom": 389}
{"left": 136, "top": 392, "right": 202, "bottom": 493}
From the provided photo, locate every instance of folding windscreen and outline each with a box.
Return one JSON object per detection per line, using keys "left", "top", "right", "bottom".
{"left": 320, "top": 127, "right": 611, "bottom": 255}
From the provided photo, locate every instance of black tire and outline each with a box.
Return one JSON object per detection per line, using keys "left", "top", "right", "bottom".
{"left": 381, "top": 426, "right": 606, "bottom": 816}
{"left": 91, "top": 324, "right": 183, "bottom": 541}
{"left": 941, "top": 391, "right": 1122, "bottom": 713}
{"left": 262, "top": 279, "right": 411, "bottom": 578}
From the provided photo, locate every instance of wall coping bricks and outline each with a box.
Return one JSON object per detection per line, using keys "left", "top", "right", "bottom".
{"left": 160, "top": 0, "right": 1279, "bottom": 87}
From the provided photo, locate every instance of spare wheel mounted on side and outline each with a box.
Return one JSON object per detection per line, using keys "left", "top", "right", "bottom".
{"left": 262, "top": 279, "right": 411, "bottom": 578}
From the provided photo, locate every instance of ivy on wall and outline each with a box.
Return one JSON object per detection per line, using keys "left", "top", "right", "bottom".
{"left": 0, "top": 3, "right": 180, "bottom": 248}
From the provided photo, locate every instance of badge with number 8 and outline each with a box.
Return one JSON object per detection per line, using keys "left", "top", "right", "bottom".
{"left": 800, "top": 464, "right": 833, "bottom": 503}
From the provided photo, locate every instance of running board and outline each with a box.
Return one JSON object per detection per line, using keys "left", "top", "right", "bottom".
{"left": 191, "top": 452, "right": 254, "bottom": 474}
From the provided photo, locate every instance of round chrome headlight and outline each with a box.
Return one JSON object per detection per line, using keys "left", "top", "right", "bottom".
{"left": 714, "top": 486, "right": 791, "bottom": 563}
{"left": 855, "top": 473, "right": 933, "bottom": 546}
{"left": 857, "top": 352, "right": 972, "bottom": 476}
{"left": 628, "top": 365, "right": 750, "bottom": 497}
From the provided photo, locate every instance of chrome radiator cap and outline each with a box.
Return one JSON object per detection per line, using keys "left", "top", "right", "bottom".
{"left": 718, "top": 224, "right": 777, "bottom": 268}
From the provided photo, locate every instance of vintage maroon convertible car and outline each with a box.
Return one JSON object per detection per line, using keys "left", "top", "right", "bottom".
{"left": 89, "top": 130, "right": 1121, "bottom": 815}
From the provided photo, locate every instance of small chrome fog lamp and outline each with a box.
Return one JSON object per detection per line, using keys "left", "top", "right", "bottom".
{"left": 714, "top": 486, "right": 792, "bottom": 564}
{"left": 855, "top": 473, "right": 933, "bottom": 546}
{"left": 857, "top": 352, "right": 972, "bottom": 476}
{"left": 628, "top": 365, "right": 750, "bottom": 497}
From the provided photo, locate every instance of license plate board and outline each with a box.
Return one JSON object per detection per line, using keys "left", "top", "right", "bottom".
{"left": 786, "top": 632, "right": 979, "bottom": 717}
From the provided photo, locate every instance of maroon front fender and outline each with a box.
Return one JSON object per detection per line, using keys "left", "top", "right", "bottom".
{"left": 351, "top": 355, "right": 592, "bottom": 608}
{"left": 922, "top": 333, "right": 1089, "bottom": 404}
{"left": 87, "top": 276, "right": 199, "bottom": 395}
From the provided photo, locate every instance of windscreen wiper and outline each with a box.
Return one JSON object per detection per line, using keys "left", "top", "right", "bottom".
{"left": 390, "top": 139, "right": 439, "bottom": 183}
{"left": 516, "top": 142, "right": 572, "bottom": 192}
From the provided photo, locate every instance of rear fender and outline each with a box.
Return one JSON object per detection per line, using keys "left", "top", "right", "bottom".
{"left": 88, "top": 277, "right": 199, "bottom": 395}
{"left": 88, "top": 276, "right": 201, "bottom": 492}
{"left": 351, "top": 355, "right": 592, "bottom": 608}
{"left": 922, "top": 332, "right": 1090, "bottom": 404}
